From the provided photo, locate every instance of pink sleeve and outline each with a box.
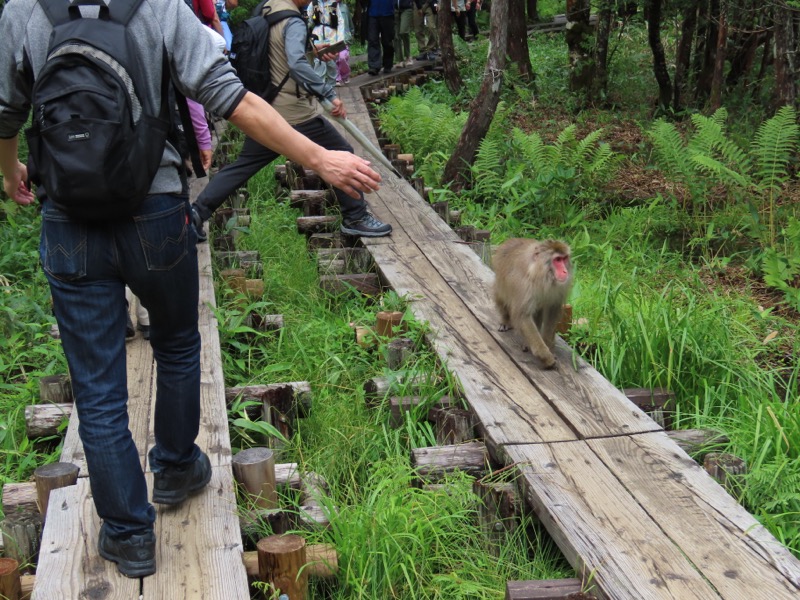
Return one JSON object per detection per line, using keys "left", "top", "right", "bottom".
{"left": 187, "top": 98, "right": 212, "bottom": 151}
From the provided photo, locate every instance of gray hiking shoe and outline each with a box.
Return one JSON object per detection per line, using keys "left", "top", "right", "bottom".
{"left": 152, "top": 451, "right": 212, "bottom": 506}
{"left": 98, "top": 525, "right": 156, "bottom": 578}
{"left": 341, "top": 213, "right": 392, "bottom": 237}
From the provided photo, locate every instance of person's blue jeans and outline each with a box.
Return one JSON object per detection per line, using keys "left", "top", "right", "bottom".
{"left": 40, "top": 193, "right": 202, "bottom": 537}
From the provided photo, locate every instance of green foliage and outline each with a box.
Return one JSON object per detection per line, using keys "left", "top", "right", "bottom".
{"left": 377, "top": 87, "right": 468, "bottom": 176}
{"left": 760, "top": 217, "right": 800, "bottom": 311}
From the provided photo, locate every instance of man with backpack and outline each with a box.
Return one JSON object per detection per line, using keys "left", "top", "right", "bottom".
{"left": 0, "top": 0, "right": 380, "bottom": 578}
{"left": 191, "top": 0, "right": 392, "bottom": 240}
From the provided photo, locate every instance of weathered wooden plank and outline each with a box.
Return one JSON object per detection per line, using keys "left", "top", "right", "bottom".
{"left": 338, "top": 86, "right": 659, "bottom": 440}
{"left": 368, "top": 241, "right": 576, "bottom": 446}
{"left": 504, "top": 442, "right": 720, "bottom": 600}
{"left": 588, "top": 433, "right": 800, "bottom": 596}
{"left": 144, "top": 467, "right": 249, "bottom": 599}
{"left": 33, "top": 479, "right": 138, "bottom": 599}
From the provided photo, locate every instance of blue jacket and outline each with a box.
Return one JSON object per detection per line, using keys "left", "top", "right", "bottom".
{"left": 368, "top": 0, "right": 394, "bottom": 17}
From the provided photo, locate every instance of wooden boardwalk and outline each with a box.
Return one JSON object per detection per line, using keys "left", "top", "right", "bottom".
{"left": 332, "top": 75, "right": 800, "bottom": 599}
{"left": 27, "top": 66, "right": 800, "bottom": 599}
{"left": 31, "top": 178, "right": 250, "bottom": 599}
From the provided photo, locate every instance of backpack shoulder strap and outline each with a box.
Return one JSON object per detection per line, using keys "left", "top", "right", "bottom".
{"left": 264, "top": 9, "right": 302, "bottom": 25}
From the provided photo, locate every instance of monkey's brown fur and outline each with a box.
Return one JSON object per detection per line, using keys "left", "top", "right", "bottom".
{"left": 492, "top": 239, "right": 573, "bottom": 369}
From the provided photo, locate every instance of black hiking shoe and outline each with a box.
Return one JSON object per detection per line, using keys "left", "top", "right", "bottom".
{"left": 98, "top": 525, "right": 156, "bottom": 578}
{"left": 191, "top": 205, "right": 207, "bottom": 243}
{"left": 341, "top": 213, "right": 392, "bottom": 237}
{"left": 125, "top": 312, "right": 135, "bottom": 340}
{"left": 137, "top": 323, "right": 150, "bottom": 340}
{"left": 152, "top": 451, "right": 212, "bottom": 506}
{"left": 368, "top": 69, "right": 379, "bottom": 76}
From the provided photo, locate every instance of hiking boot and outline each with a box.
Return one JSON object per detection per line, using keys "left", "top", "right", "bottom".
{"left": 383, "top": 66, "right": 393, "bottom": 74}
{"left": 341, "top": 213, "right": 392, "bottom": 237}
{"left": 98, "top": 525, "right": 156, "bottom": 578}
{"left": 125, "top": 313, "right": 135, "bottom": 340}
{"left": 152, "top": 451, "right": 212, "bottom": 506}
{"left": 368, "top": 69, "right": 379, "bottom": 76}
{"left": 190, "top": 205, "right": 207, "bottom": 243}
{"left": 137, "top": 323, "right": 151, "bottom": 340}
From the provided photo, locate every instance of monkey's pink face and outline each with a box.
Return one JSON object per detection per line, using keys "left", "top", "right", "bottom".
{"left": 552, "top": 255, "right": 570, "bottom": 283}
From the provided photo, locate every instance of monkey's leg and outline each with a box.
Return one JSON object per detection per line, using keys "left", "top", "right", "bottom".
{"left": 540, "top": 304, "right": 563, "bottom": 349}
{"left": 516, "top": 316, "right": 556, "bottom": 369}
{"left": 496, "top": 300, "right": 512, "bottom": 332}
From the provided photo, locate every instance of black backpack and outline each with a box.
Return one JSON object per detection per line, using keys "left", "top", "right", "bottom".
{"left": 229, "top": 6, "right": 302, "bottom": 102}
{"left": 25, "top": 0, "right": 172, "bottom": 220}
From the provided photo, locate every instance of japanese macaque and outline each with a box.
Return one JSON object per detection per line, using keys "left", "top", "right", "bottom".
{"left": 492, "top": 239, "right": 573, "bottom": 369}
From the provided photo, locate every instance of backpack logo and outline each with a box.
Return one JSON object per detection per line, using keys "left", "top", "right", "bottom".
{"left": 25, "top": 0, "right": 171, "bottom": 221}
{"left": 67, "top": 132, "right": 91, "bottom": 142}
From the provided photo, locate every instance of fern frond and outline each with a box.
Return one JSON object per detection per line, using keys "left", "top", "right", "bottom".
{"left": 690, "top": 155, "right": 752, "bottom": 189}
{"left": 648, "top": 119, "right": 692, "bottom": 178}
{"left": 751, "top": 105, "right": 799, "bottom": 191}
{"left": 575, "top": 129, "right": 604, "bottom": 165}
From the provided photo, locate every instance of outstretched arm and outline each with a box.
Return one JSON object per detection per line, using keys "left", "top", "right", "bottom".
{"left": 228, "top": 92, "right": 380, "bottom": 198}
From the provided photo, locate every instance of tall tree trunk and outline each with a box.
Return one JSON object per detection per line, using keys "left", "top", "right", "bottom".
{"left": 526, "top": 0, "right": 539, "bottom": 22}
{"left": 438, "top": 1, "right": 463, "bottom": 94}
{"left": 565, "top": 0, "right": 593, "bottom": 97}
{"left": 695, "top": 0, "right": 719, "bottom": 102}
{"left": 508, "top": 0, "right": 534, "bottom": 82}
{"left": 708, "top": 1, "right": 727, "bottom": 110}
{"left": 590, "top": 0, "right": 613, "bottom": 104}
{"left": 673, "top": 1, "right": 698, "bottom": 110}
{"left": 773, "top": 1, "right": 797, "bottom": 108}
{"left": 441, "top": 0, "right": 509, "bottom": 191}
{"left": 644, "top": 0, "right": 672, "bottom": 112}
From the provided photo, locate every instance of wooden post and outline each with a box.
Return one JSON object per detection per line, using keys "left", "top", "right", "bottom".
{"left": 386, "top": 337, "right": 415, "bottom": 369}
{"left": 243, "top": 543, "right": 337, "bottom": 578}
{"left": 666, "top": 429, "right": 728, "bottom": 457}
{"left": 33, "top": 462, "right": 80, "bottom": 521}
{"left": 297, "top": 215, "right": 338, "bottom": 235}
{"left": 432, "top": 407, "right": 475, "bottom": 444}
{"left": 220, "top": 268, "right": 247, "bottom": 295}
{"left": 411, "top": 442, "right": 488, "bottom": 483}
{"left": 388, "top": 396, "right": 454, "bottom": 427}
{"left": 232, "top": 447, "right": 278, "bottom": 510}
{"left": 431, "top": 201, "right": 449, "bottom": 223}
{"left": 704, "top": 452, "right": 747, "bottom": 497}
{"left": 623, "top": 388, "right": 675, "bottom": 430}
{"left": 257, "top": 534, "right": 308, "bottom": 600}
{"left": 363, "top": 373, "right": 435, "bottom": 405}
{"left": 320, "top": 274, "right": 382, "bottom": 297}
{"left": 474, "top": 480, "right": 520, "bottom": 556}
{"left": 505, "top": 578, "right": 588, "bottom": 599}
{"left": 375, "top": 311, "right": 404, "bottom": 337}
{"left": 0, "top": 558, "right": 22, "bottom": 600}
{"left": 38, "top": 374, "right": 72, "bottom": 404}
{"left": 25, "top": 403, "right": 73, "bottom": 439}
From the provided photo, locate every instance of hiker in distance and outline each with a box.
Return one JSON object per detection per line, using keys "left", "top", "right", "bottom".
{"left": 191, "top": 0, "right": 393, "bottom": 240}
{"left": 0, "top": 0, "right": 380, "bottom": 578}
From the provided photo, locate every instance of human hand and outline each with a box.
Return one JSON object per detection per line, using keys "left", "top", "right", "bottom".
{"left": 3, "top": 161, "right": 34, "bottom": 206}
{"left": 329, "top": 98, "right": 347, "bottom": 119}
{"left": 317, "top": 151, "right": 381, "bottom": 198}
{"left": 200, "top": 149, "right": 213, "bottom": 171}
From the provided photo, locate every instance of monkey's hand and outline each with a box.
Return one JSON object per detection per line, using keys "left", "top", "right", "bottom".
{"left": 498, "top": 324, "right": 512, "bottom": 332}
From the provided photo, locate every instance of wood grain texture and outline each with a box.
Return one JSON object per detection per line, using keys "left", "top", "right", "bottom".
{"left": 33, "top": 479, "right": 138, "bottom": 599}
{"left": 589, "top": 433, "right": 800, "bottom": 596}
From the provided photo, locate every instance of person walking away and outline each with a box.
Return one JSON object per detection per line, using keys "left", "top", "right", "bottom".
{"left": 465, "top": 0, "right": 479, "bottom": 40}
{"left": 191, "top": 0, "right": 392, "bottom": 239}
{"left": 413, "top": 0, "right": 437, "bottom": 60}
{"left": 451, "top": 0, "right": 466, "bottom": 40}
{"left": 367, "top": 0, "right": 395, "bottom": 75}
{"left": 307, "top": 0, "right": 347, "bottom": 85}
{"left": 394, "top": 0, "right": 414, "bottom": 67}
{"left": 0, "top": 0, "right": 380, "bottom": 579}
